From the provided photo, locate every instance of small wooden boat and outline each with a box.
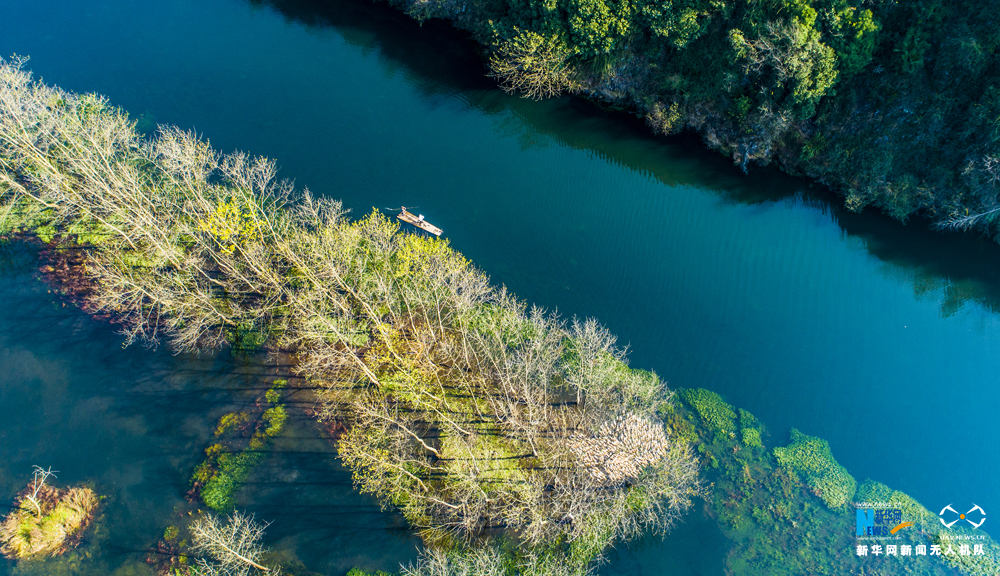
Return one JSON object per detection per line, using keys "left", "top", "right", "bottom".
{"left": 397, "top": 207, "right": 442, "bottom": 236}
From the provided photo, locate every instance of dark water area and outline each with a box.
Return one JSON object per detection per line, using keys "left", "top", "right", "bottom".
{"left": 2, "top": 0, "right": 1000, "bottom": 574}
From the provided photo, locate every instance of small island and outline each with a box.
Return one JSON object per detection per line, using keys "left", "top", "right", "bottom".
{"left": 3, "top": 54, "right": 999, "bottom": 576}
{"left": 0, "top": 466, "right": 98, "bottom": 560}
{"left": 0, "top": 56, "right": 700, "bottom": 574}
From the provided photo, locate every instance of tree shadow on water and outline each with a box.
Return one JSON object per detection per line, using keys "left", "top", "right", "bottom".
{"left": 249, "top": 0, "right": 1000, "bottom": 317}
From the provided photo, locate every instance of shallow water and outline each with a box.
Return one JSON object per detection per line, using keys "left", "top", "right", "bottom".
{"left": 0, "top": 245, "right": 421, "bottom": 576}
{"left": 2, "top": 0, "right": 1000, "bottom": 574}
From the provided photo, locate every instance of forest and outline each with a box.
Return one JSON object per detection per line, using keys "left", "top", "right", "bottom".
{"left": 362, "top": 0, "right": 1000, "bottom": 239}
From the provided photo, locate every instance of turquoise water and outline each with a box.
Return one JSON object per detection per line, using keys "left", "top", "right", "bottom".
{"left": 2, "top": 0, "right": 1000, "bottom": 574}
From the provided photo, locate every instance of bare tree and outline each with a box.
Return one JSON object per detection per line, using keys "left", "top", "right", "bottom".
{"left": 189, "top": 511, "right": 279, "bottom": 576}
{"left": 937, "top": 155, "right": 1000, "bottom": 231}
{"left": 23, "top": 466, "right": 58, "bottom": 517}
{"left": 401, "top": 547, "right": 508, "bottom": 576}
{"left": 0, "top": 56, "right": 703, "bottom": 574}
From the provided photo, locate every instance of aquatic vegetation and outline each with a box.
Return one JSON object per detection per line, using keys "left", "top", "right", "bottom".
{"left": 855, "top": 480, "right": 1000, "bottom": 575}
{"left": 163, "top": 526, "right": 180, "bottom": 542}
{"left": 677, "top": 388, "right": 736, "bottom": 436}
{"left": 854, "top": 479, "right": 934, "bottom": 526}
{"left": 192, "top": 381, "right": 289, "bottom": 512}
{"left": 935, "top": 529, "right": 1000, "bottom": 576}
{"left": 738, "top": 409, "right": 763, "bottom": 449}
{"left": 773, "top": 428, "right": 856, "bottom": 509}
{"left": 667, "top": 390, "right": 972, "bottom": 576}
{"left": 346, "top": 569, "right": 394, "bottom": 576}
{"left": 146, "top": 526, "right": 191, "bottom": 576}
{"left": 201, "top": 468, "right": 243, "bottom": 512}
{"left": 0, "top": 467, "right": 98, "bottom": 559}
{"left": 262, "top": 406, "right": 287, "bottom": 437}
{"left": 215, "top": 412, "right": 251, "bottom": 437}
{"left": 671, "top": 400, "right": 860, "bottom": 574}
{"left": 671, "top": 394, "right": 1000, "bottom": 576}
{"left": 741, "top": 428, "right": 762, "bottom": 448}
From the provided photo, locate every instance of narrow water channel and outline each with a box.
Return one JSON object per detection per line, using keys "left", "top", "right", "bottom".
{"left": 2, "top": 0, "right": 999, "bottom": 574}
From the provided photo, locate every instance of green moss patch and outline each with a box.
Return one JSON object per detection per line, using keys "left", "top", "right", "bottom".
{"left": 679, "top": 388, "right": 737, "bottom": 436}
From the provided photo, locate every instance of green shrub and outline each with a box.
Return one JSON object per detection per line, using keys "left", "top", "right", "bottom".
{"left": 679, "top": 388, "right": 736, "bottom": 435}
{"left": 346, "top": 569, "right": 393, "bottom": 576}
{"left": 854, "top": 479, "right": 892, "bottom": 504}
{"left": 163, "top": 525, "right": 179, "bottom": 542}
{"left": 201, "top": 472, "right": 237, "bottom": 512}
{"left": 488, "top": 29, "right": 574, "bottom": 100}
{"left": 215, "top": 413, "right": 250, "bottom": 437}
{"left": 741, "top": 428, "right": 762, "bottom": 448}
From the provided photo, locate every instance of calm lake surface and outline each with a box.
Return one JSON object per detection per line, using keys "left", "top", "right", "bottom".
{"left": 2, "top": 0, "right": 1000, "bottom": 574}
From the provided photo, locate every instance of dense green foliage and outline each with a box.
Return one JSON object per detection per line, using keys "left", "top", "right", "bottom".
{"left": 678, "top": 388, "right": 736, "bottom": 436}
{"left": 384, "top": 0, "right": 1000, "bottom": 239}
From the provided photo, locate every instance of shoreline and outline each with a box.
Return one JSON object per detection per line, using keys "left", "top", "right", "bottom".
{"left": 318, "top": 0, "right": 1000, "bottom": 243}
